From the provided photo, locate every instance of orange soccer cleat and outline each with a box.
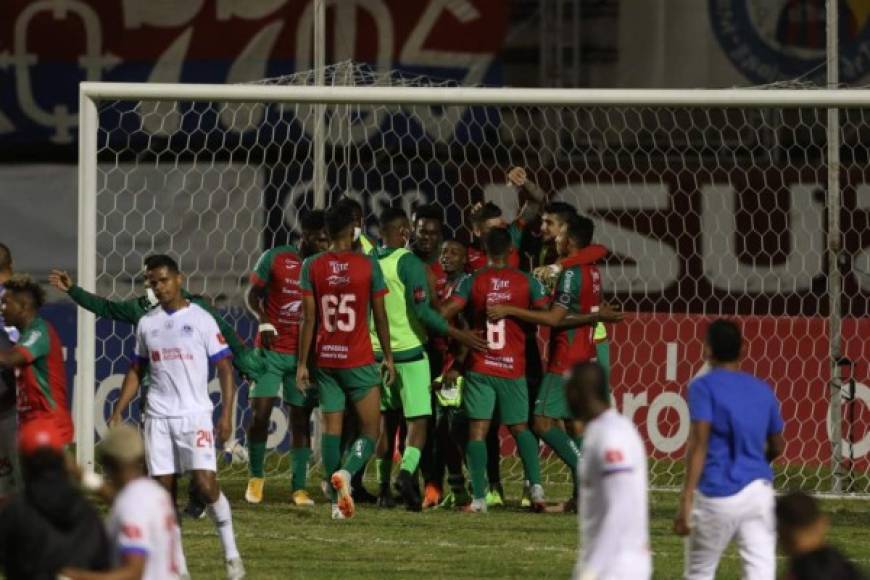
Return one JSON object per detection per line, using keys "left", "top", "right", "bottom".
{"left": 422, "top": 483, "right": 442, "bottom": 509}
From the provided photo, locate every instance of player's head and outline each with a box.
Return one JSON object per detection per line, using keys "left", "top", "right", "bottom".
{"left": 470, "top": 202, "right": 506, "bottom": 239}
{"left": 0, "top": 242, "right": 12, "bottom": 273}
{"left": 341, "top": 197, "right": 365, "bottom": 228}
{"left": 483, "top": 227, "right": 512, "bottom": 261}
{"left": 440, "top": 239, "right": 467, "bottom": 275}
{"left": 413, "top": 204, "right": 443, "bottom": 256}
{"left": 18, "top": 418, "right": 68, "bottom": 486}
{"left": 99, "top": 424, "right": 147, "bottom": 489}
{"left": 556, "top": 214, "right": 594, "bottom": 256}
{"left": 143, "top": 254, "right": 183, "bottom": 307}
{"left": 565, "top": 362, "right": 610, "bottom": 421}
{"left": 776, "top": 492, "right": 829, "bottom": 557}
{"left": 541, "top": 202, "right": 576, "bottom": 242}
{"left": 705, "top": 319, "right": 742, "bottom": 365}
{"left": 1, "top": 273, "right": 46, "bottom": 327}
{"left": 325, "top": 203, "right": 357, "bottom": 244}
{"left": 379, "top": 206, "right": 411, "bottom": 248}
{"left": 299, "top": 209, "right": 329, "bottom": 254}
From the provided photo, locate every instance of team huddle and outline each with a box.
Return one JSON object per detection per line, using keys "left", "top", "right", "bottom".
{"left": 3, "top": 166, "right": 858, "bottom": 580}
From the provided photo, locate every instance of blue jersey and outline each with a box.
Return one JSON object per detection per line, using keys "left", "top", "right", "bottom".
{"left": 688, "top": 368, "right": 784, "bottom": 497}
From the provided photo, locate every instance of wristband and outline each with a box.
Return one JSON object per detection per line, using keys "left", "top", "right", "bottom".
{"left": 258, "top": 323, "right": 277, "bottom": 334}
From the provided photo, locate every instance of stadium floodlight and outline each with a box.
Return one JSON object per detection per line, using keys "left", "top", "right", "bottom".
{"left": 77, "top": 63, "right": 868, "bottom": 495}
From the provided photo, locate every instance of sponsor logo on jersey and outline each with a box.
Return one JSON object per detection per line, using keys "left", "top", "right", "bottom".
{"left": 280, "top": 301, "right": 302, "bottom": 314}
{"left": 22, "top": 330, "right": 41, "bottom": 349}
{"left": 490, "top": 278, "right": 510, "bottom": 291}
{"left": 327, "top": 274, "right": 350, "bottom": 287}
{"left": 486, "top": 292, "right": 512, "bottom": 304}
{"left": 151, "top": 351, "right": 161, "bottom": 362}
{"left": 604, "top": 449, "right": 625, "bottom": 464}
{"left": 329, "top": 261, "right": 349, "bottom": 274}
{"left": 284, "top": 259, "right": 299, "bottom": 270}
{"left": 121, "top": 524, "right": 143, "bottom": 540}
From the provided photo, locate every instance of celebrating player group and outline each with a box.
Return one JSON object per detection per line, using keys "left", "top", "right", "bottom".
{"left": 20, "top": 166, "right": 797, "bottom": 580}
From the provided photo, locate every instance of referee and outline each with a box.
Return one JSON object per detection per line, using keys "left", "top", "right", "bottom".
{"left": 674, "top": 319, "right": 785, "bottom": 580}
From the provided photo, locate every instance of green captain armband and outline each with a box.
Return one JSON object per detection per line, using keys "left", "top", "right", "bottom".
{"left": 593, "top": 321, "right": 607, "bottom": 341}
{"left": 434, "top": 375, "right": 464, "bottom": 408}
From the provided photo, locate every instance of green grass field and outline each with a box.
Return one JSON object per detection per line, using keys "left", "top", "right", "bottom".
{"left": 180, "top": 476, "right": 870, "bottom": 579}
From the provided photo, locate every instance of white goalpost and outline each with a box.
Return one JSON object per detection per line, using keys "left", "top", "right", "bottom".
{"left": 75, "top": 73, "right": 869, "bottom": 495}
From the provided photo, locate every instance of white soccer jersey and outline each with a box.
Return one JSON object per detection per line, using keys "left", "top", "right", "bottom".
{"left": 134, "top": 302, "right": 230, "bottom": 418}
{"left": 107, "top": 477, "right": 185, "bottom": 580}
{"left": 576, "top": 408, "right": 652, "bottom": 580}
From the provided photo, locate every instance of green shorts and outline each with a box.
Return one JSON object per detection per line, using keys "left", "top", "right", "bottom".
{"left": 380, "top": 355, "right": 432, "bottom": 418}
{"left": 535, "top": 372, "right": 571, "bottom": 419}
{"left": 463, "top": 371, "right": 529, "bottom": 426}
{"left": 248, "top": 351, "right": 317, "bottom": 408}
{"left": 316, "top": 364, "right": 381, "bottom": 413}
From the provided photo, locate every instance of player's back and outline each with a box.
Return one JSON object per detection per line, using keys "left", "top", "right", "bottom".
{"left": 461, "top": 266, "right": 546, "bottom": 378}
{"left": 109, "top": 477, "right": 184, "bottom": 580}
{"left": 302, "top": 250, "right": 385, "bottom": 368}
{"left": 579, "top": 408, "right": 650, "bottom": 578}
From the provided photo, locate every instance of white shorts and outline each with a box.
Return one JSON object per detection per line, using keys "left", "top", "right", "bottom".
{"left": 0, "top": 411, "right": 17, "bottom": 497}
{"left": 143, "top": 413, "right": 217, "bottom": 476}
{"left": 684, "top": 479, "right": 776, "bottom": 580}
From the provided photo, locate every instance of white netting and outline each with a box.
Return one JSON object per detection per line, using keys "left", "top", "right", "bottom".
{"left": 90, "top": 62, "right": 870, "bottom": 493}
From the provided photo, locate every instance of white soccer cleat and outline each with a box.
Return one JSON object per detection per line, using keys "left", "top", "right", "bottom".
{"left": 331, "top": 503, "right": 346, "bottom": 520}
{"left": 461, "top": 498, "right": 488, "bottom": 513}
{"left": 330, "top": 469, "right": 355, "bottom": 519}
{"left": 226, "top": 557, "right": 245, "bottom": 579}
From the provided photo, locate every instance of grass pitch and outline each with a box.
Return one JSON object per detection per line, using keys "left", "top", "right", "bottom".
{"left": 180, "top": 477, "right": 870, "bottom": 579}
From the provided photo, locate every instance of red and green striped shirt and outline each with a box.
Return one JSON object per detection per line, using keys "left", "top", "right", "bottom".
{"left": 14, "top": 317, "right": 73, "bottom": 443}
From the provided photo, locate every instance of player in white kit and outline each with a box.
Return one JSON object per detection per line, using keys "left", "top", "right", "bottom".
{"left": 565, "top": 362, "right": 652, "bottom": 580}
{"left": 63, "top": 424, "right": 187, "bottom": 580}
{"left": 114, "top": 255, "right": 244, "bottom": 580}
{"left": 674, "top": 320, "right": 784, "bottom": 580}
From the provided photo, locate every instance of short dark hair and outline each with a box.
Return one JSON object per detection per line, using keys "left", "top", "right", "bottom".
{"left": 706, "top": 319, "right": 742, "bottom": 363}
{"left": 483, "top": 227, "right": 512, "bottom": 258}
{"left": 543, "top": 201, "right": 576, "bottom": 223}
{"left": 776, "top": 492, "right": 822, "bottom": 529}
{"left": 443, "top": 237, "right": 466, "bottom": 248}
{"left": 565, "top": 214, "right": 595, "bottom": 248}
{"left": 413, "top": 204, "right": 443, "bottom": 224}
{"left": 0, "top": 243, "right": 11, "bottom": 271}
{"left": 299, "top": 209, "right": 326, "bottom": 232}
{"left": 341, "top": 197, "right": 364, "bottom": 220}
{"left": 470, "top": 202, "right": 502, "bottom": 225}
{"left": 379, "top": 206, "right": 409, "bottom": 230}
{"left": 4, "top": 273, "right": 46, "bottom": 309}
{"left": 144, "top": 254, "right": 179, "bottom": 274}
{"left": 326, "top": 204, "right": 356, "bottom": 238}
{"left": 570, "top": 361, "right": 609, "bottom": 402}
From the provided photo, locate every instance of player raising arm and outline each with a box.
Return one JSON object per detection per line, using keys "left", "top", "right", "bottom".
{"left": 113, "top": 255, "right": 244, "bottom": 579}
{"left": 243, "top": 209, "right": 328, "bottom": 506}
{"left": 296, "top": 205, "right": 394, "bottom": 520}
{"left": 440, "top": 228, "right": 548, "bottom": 513}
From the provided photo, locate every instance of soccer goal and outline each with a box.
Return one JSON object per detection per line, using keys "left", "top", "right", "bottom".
{"left": 76, "top": 63, "right": 870, "bottom": 495}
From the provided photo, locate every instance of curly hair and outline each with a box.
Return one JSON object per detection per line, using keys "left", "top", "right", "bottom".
{"left": 4, "top": 273, "right": 46, "bottom": 309}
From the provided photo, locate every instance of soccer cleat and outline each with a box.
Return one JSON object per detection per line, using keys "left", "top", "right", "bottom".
{"left": 331, "top": 503, "right": 346, "bottom": 520}
{"left": 377, "top": 485, "right": 396, "bottom": 509}
{"left": 485, "top": 485, "right": 505, "bottom": 508}
{"left": 244, "top": 477, "right": 265, "bottom": 504}
{"left": 292, "top": 489, "right": 315, "bottom": 507}
{"left": 226, "top": 557, "right": 246, "bottom": 580}
{"left": 435, "top": 491, "right": 455, "bottom": 509}
{"left": 530, "top": 484, "right": 546, "bottom": 513}
{"left": 422, "top": 483, "right": 442, "bottom": 509}
{"left": 182, "top": 499, "right": 207, "bottom": 520}
{"left": 330, "top": 469, "right": 355, "bottom": 519}
{"left": 520, "top": 481, "right": 532, "bottom": 508}
{"left": 395, "top": 469, "right": 422, "bottom": 512}
{"left": 461, "top": 498, "right": 488, "bottom": 513}
{"left": 352, "top": 485, "right": 379, "bottom": 505}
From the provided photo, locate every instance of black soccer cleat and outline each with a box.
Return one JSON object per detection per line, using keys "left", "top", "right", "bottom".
{"left": 377, "top": 484, "right": 397, "bottom": 509}
{"left": 395, "top": 469, "right": 422, "bottom": 512}
{"left": 351, "top": 485, "right": 379, "bottom": 505}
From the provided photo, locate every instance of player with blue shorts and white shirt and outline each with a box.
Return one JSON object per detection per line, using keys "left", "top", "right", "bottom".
{"left": 675, "top": 319, "right": 785, "bottom": 580}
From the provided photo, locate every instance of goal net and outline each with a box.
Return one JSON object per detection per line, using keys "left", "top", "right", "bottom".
{"left": 79, "top": 62, "right": 870, "bottom": 494}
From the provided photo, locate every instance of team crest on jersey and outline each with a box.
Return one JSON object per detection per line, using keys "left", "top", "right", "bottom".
{"left": 710, "top": 0, "right": 870, "bottom": 84}
{"left": 150, "top": 328, "right": 159, "bottom": 337}
{"left": 181, "top": 324, "right": 194, "bottom": 336}
{"left": 164, "top": 320, "right": 174, "bottom": 330}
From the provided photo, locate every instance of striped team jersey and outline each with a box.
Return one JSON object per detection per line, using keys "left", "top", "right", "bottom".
{"left": 250, "top": 245, "right": 304, "bottom": 354}
{"left": 300, "top": 251, "right": 388, "bottom": 368}
{"left": 451, "top": 266, "right": 548, "bottom": 379}
{"left": 14, "top": 317, "right": 73, "bottom": 443}
{"left": 547, "top": 263, "right": 602, "bottom": 374}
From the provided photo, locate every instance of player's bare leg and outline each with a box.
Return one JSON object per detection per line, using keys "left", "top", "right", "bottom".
{"left": 330, "top": 387, "right": 381, "bottom": 519}
{"left": 288, "top": 403, "right": 314, "bottom": 506}
{"left": 375, "top": 410, "right": 401, "bottom": 507}
{"left": 463, "top": 419, "right": 491, "bottom": 513}
{"left": 507, "top": 422, "right": 546, "bottom": 512}
{"left": 154, "top": 473, "right": 178, "bottom": 512}
{"left": 192, "top": 469, "right": 243, "bottom": 577}
{"left": 245, "top": 396, "right": 275, "bottom": 504}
